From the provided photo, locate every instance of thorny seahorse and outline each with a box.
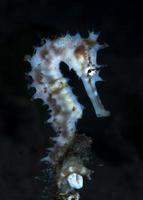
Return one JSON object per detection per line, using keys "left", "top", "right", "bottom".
{"left": 25, "top": 32, "right": 110, "bottom": 200}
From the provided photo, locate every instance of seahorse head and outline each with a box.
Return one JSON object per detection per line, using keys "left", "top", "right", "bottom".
{"left": 56, "top": 32, "right": 110, "bottom": 117}
{"left": 28, "top": 32, "right": 110, "bottom": 118}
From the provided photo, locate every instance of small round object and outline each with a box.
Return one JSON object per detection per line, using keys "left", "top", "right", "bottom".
{"left": 67, "top": 173, "right": 83, "bottom": 189}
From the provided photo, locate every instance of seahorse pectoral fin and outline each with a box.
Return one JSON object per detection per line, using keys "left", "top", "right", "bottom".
{"left": 81, "top": 75, "right": 110, "bottom": 118}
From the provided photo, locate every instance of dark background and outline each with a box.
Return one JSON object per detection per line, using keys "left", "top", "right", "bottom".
{"left": 0, "top": 0, "right": 143, "bottom": 200}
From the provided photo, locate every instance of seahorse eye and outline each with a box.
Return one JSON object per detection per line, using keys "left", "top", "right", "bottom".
{"left": 85, "top": 67, "right": 95, "bottom": 76}
{"left": 88, "top": 69, "right": 91, "bottom": 73}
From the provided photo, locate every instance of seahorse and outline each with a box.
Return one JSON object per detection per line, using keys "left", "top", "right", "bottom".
{"left": 25, "top": 32, "right": 110, "bottom": 200}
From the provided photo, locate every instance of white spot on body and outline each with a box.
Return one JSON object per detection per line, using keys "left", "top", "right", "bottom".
{"left": 67, "top": 173, "right": 83, "bottom": 189}
{"left": 69, "top": 166, "right": 74, "bottom": 173}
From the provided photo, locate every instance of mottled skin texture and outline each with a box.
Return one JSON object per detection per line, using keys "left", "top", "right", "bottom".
{"left": 26, "top": 32, "right": 109, "bottom": 199}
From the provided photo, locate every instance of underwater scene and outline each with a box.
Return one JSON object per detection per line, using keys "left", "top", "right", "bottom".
{"left": 0, "top": 1, "right": 143, "bottom": 200}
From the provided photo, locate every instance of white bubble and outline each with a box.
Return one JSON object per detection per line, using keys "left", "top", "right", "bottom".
{"left": 67, "top": 173, "right": 83, "bottom": 189}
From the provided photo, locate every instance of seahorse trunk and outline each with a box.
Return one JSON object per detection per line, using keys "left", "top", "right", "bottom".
{"left": 28, "top": 54, "right": 83, "bottom": 163}
{"left": 43, "top": 70, "right": 83, "bottom": 164}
